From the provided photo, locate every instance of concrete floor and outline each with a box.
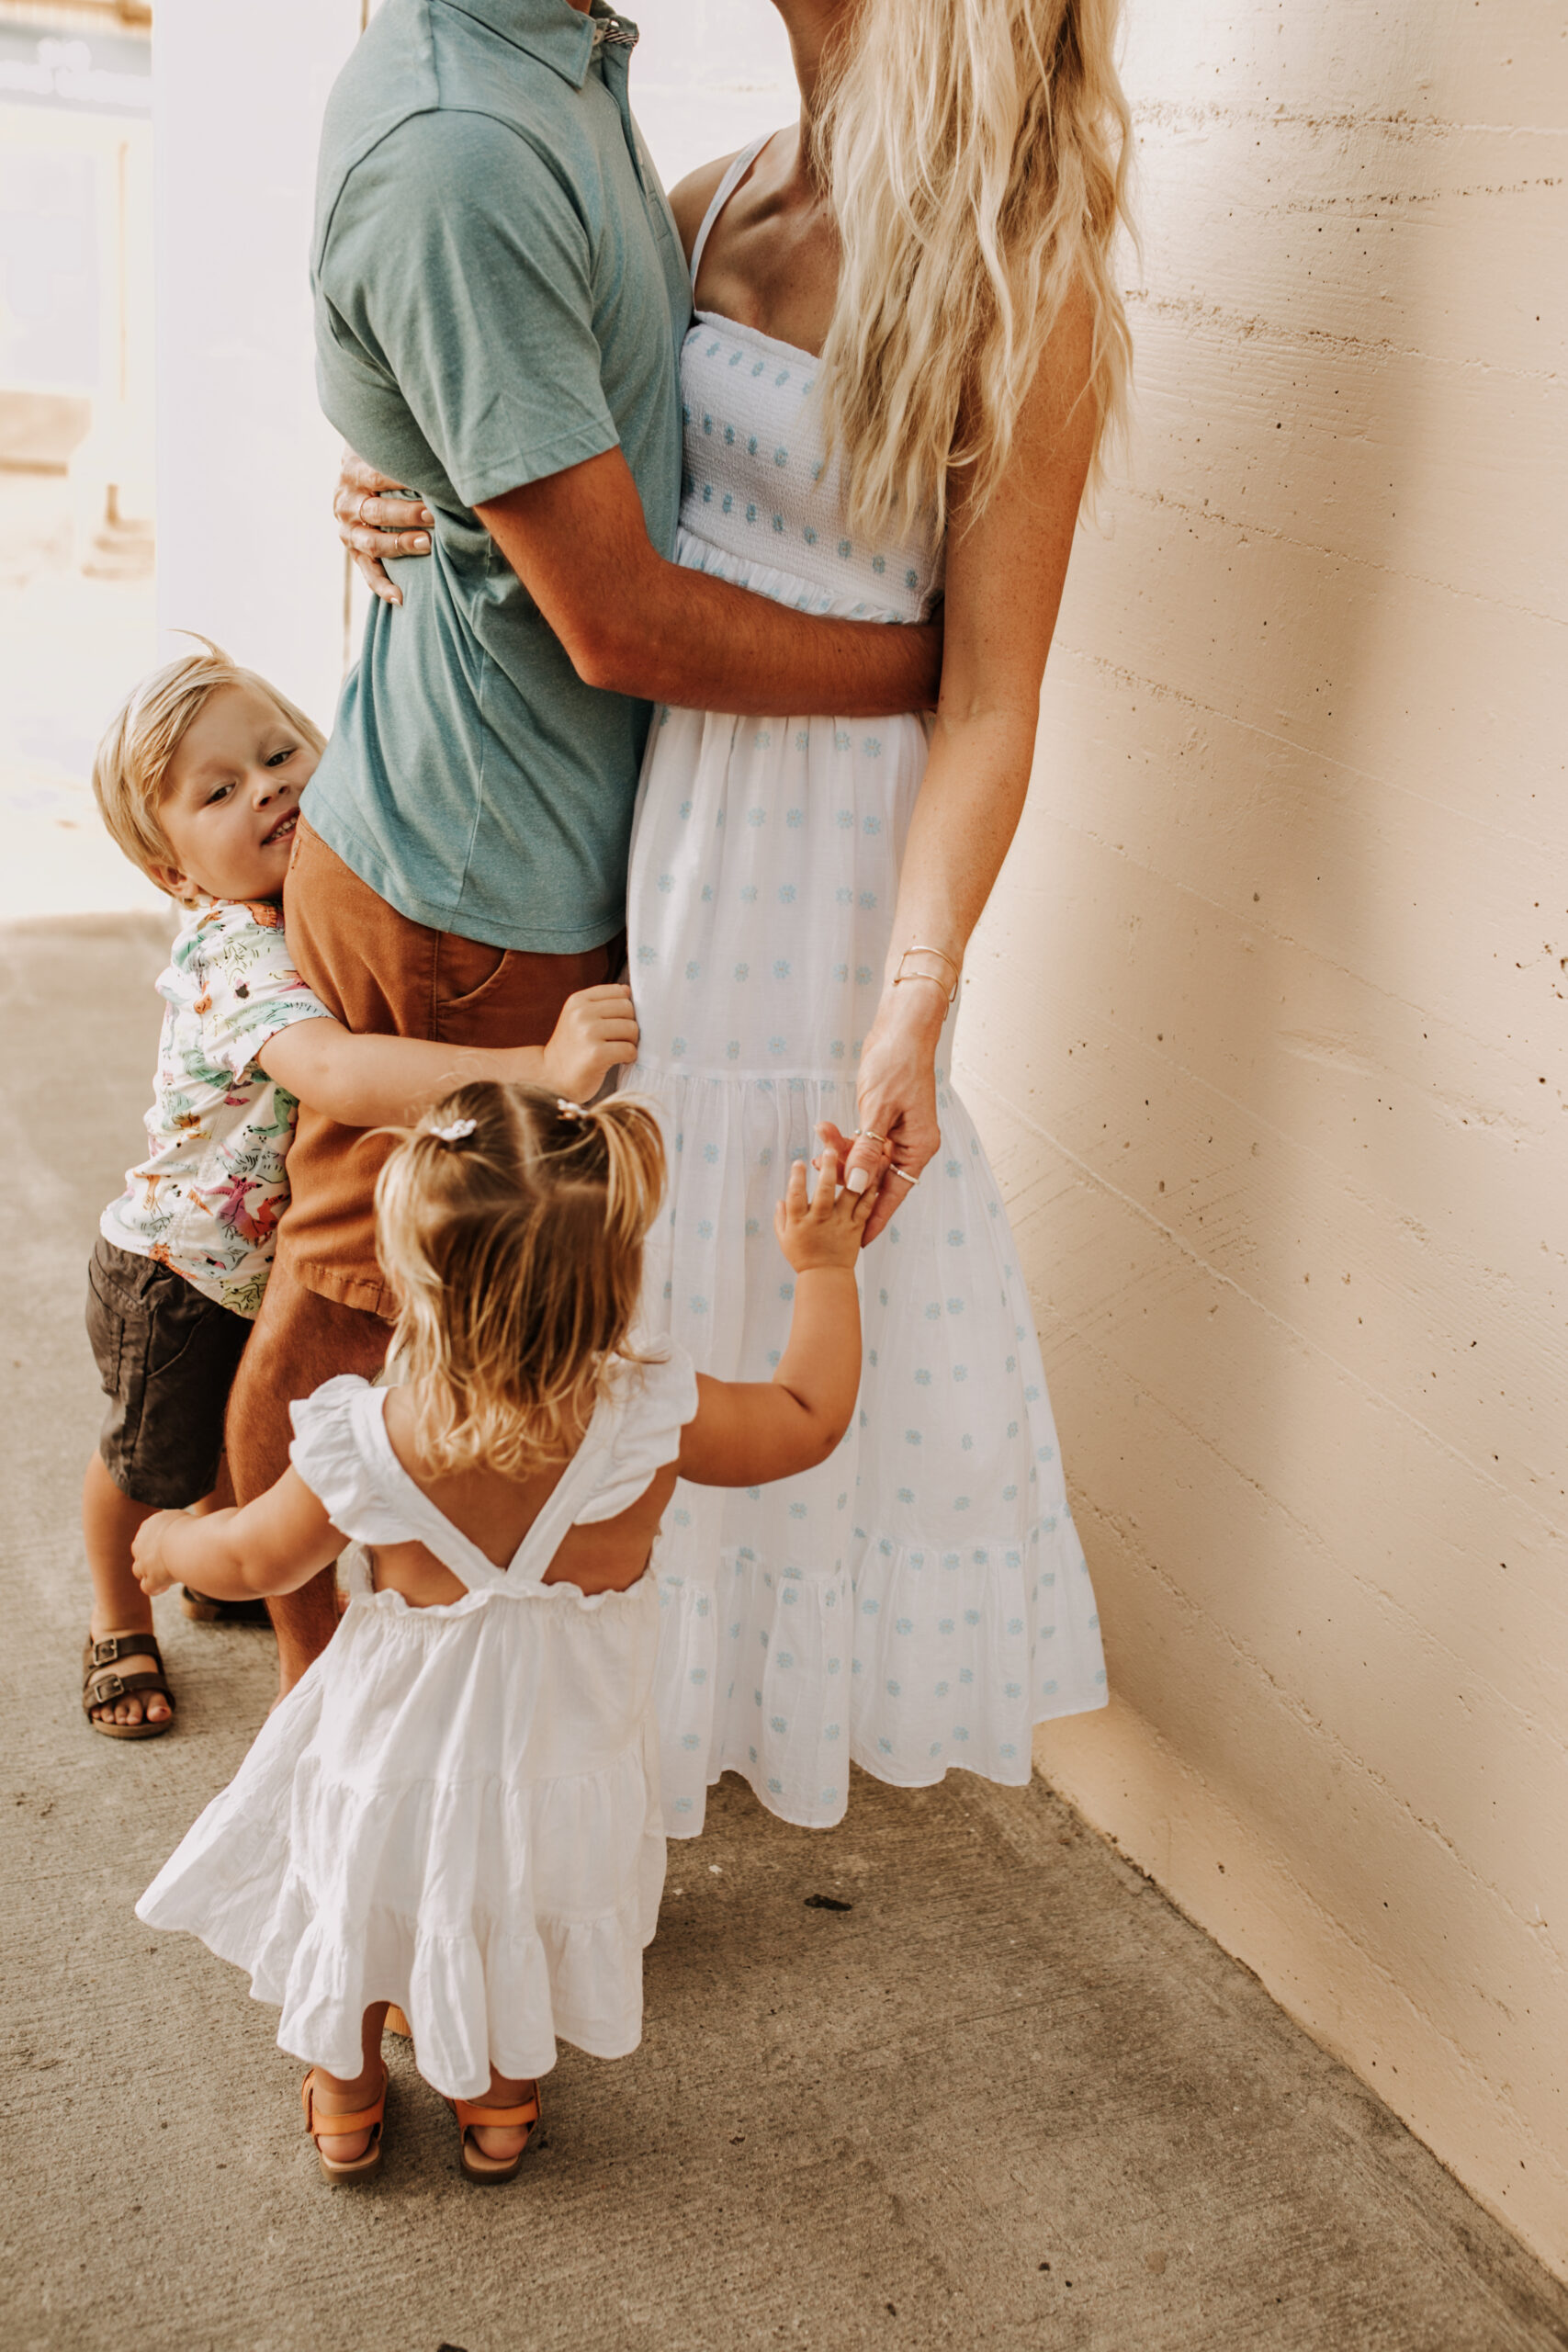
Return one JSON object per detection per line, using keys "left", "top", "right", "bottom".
{"left": 6, "top": 912, "right": 1568, "bottom": 2352}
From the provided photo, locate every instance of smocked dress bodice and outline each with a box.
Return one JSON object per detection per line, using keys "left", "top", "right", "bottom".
{"left": 675, "top": 311, "right": 943, "bottom": 625}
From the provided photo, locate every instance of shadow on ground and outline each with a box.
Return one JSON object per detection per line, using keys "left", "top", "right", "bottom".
{"left": 6, "top": 916, "right": 1567, "bottom": 2352}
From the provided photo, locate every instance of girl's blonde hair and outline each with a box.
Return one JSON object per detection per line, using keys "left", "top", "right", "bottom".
{"left": 811, "top": 0, "right": 1134, "bottom": 542}
{"left": 374, "top": 1081, "right": 667, "bottom": 1480}
{"left": 92, "top": 636, "right": 324, "bottom": 886}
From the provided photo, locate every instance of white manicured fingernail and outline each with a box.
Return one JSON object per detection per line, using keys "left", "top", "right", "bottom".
{"left": 847, "top": 1168, "right": 871, "bottom": 1194}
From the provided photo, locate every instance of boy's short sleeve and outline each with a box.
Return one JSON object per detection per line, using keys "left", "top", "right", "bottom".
{"left": 318, "top": 109, "right": 619, "bottom": 509}
{"left": 189, "top": 905, "right": 333, "bottom": 1083}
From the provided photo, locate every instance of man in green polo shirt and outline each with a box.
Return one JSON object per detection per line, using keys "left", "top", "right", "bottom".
{"left": 227, "top": 0, "right": 938, "bottom": 1693}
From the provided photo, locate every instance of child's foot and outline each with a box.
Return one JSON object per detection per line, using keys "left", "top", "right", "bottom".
{"left": 301, "top": 2063, "right": 386, "bottom": 2177}
{"left": 83, "top": 1623, "right": 174, "bottom": 1735}
{"left": 450, "top": 2077, "right": 540, "bottom": 2182}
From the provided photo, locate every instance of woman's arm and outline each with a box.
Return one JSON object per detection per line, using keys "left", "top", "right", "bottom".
{"left": 257, "top": 984, "right": 637, "bottom": 1128}
{"left": 840, "top": 287, "right": 1100, "bottom": 1241}
{"left": 678, "top": 1148, "right": 871, "bottom": 1487}
{"left": 133, "top": 1472, "right": 343, "bottom": 1604}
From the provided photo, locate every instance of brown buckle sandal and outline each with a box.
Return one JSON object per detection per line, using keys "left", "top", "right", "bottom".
{"left": 180, "top": 1585, "right": 272, "bottom": 1628}
{"left": 301, "top": 2064, "right": 386, "bottom": 2183}
{"left": 449, "top": 2086, "right": 540, "bottom": 2184}
{"left": 82, "top": 1630, "right": 175, "bottom": 1739}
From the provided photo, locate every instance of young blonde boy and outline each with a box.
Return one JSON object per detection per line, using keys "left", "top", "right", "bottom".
{"left": 82, "top": 643, "right": 637, "bottom": 1737}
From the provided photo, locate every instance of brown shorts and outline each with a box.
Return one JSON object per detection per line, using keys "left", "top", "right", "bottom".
{"left": 278, "top": 817, "right": 623, "bottom": 1318}
{"left": 86, "top": 1238, "right": 252, "bottom": 1508}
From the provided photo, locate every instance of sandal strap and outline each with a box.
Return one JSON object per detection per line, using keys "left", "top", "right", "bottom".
{"left": 301, "top": 2067, "right": 386, "bottom": 2141}
{"left": 83, "top": 1630, "right": 174, "bottom": 1713}
{"left": 455, "top": 2094, "right": 539, "bottom": 2131}
{"left": 85, "top": 1630, "right": 164, "bottom": 1671}
{"left": 85, "top": 1668, "right": 173, "bottom": 1708}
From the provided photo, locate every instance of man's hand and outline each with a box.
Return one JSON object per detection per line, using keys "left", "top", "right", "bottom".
{"left": 535, "top": 982, "right": 639, "bottom": 1102}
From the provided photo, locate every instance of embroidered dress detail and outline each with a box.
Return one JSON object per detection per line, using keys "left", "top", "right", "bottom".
{"left": 624, "top": 142, "right": 1106, "bottom": 1837}
{"left": 99, "top": 898, "right": 331, "bottom": 1317}
{"left": 136, "top": 1348, "right": 698, "bottom": 2098}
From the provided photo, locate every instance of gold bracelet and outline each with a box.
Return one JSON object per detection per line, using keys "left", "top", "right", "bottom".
{"left": 892, "top": 943, "right": 962, "bottom": 1008}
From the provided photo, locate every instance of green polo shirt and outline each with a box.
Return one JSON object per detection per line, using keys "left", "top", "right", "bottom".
{"left": 306, "top": 0, "right": 690, "bottom": 952}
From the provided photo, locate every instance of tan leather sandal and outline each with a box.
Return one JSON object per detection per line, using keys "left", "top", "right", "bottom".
{"left": 82, "top": 1630, "right": 175, "bottom": 1738}
{"left": 448, "top": 2086, "right": 539, "bottom": 2184}
{"left": 301, "top": 2064, "right": 386, "bottom": 2183}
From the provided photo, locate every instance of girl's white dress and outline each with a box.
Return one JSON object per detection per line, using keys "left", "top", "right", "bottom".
{"left": 136, "top": 1352, "right": 696, "bottom": 2099}
{"left": 625, "top": 142, "right": 1108, "bottom": 1839}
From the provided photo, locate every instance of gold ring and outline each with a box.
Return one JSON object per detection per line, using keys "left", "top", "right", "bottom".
{"left": 856, "top": 1127, "right": 889, "bottom": 1148}
{"left": 888, "top": 1166, "right": 919, "bottom": 1185}
{"left": 356, "top": 492, "right": 374, "bottom": 526}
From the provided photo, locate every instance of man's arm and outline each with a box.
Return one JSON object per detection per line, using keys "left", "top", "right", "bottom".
{"left": 476, "top": 452, "right": 942, "bottom": 718}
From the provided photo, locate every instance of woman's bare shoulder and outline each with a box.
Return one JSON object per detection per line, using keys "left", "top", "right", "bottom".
{"left": 666, "top": 150, "right": 744, "bottom": 266}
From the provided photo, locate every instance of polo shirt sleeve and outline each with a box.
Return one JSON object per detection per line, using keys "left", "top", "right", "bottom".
{"left": 318, "top": 107, "right": 619, "bottom": 509}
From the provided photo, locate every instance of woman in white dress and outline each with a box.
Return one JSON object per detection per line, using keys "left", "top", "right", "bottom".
{"left": 340, "top": 0, "right": 1134, "bottom": 1837}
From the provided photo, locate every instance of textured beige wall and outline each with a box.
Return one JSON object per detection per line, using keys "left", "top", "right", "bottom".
{"left": 957, "top": 0, "right": 1568, "bottom": 2281}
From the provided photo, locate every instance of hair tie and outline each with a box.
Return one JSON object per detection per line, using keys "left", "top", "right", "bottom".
{"left": 431, "top": 1117, "right": 478, "bottom": 1145}
{"left": 556, "top": 1099, "right": 586, "bottom": 1122}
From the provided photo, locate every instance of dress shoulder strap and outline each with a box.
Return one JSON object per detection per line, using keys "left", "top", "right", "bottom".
{"left": 688, "top": 135, "right": 772, "bottom": 293}
{"left": 359, "top": 1391, "right": 518, "bottom": 1596}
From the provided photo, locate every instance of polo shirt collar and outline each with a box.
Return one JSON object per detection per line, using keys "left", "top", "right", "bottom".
{"left": 440, "top": 0, "right": 636, "bottom": 90}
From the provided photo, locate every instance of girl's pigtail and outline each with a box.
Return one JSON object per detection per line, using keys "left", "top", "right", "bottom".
{"left": 566, "top": 1095, "right": 665, "bottom": 1249}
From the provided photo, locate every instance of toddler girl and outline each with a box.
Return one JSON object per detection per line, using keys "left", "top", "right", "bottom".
{"left": 133, "top": 1080, "right": 870, "bottom": 2184}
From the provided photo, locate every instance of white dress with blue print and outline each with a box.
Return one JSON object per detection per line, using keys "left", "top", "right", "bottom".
{"left": 624, "top": 142, "right": 1107, "bottom": 1838}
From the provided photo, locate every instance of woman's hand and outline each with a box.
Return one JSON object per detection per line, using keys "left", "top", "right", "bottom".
{"left": 131, "top": 1510, "right": 184, "bottom": 1600}
{"left": 334, "top": 447, "right": 434, "bottom": 607}
{"left": 826, "top": 985, "right": 947, "bottom": 1246}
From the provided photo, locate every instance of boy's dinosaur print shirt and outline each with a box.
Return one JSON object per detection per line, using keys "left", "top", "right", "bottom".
{"left": 100, "top": 898, "right": 332, "bottom": 1318}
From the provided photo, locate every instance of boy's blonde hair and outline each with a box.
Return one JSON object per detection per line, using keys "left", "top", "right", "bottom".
{"left": 374, "top": 1081, "right": 668, "bottom": 1481}
{"left": 92, "top": 637, "right": 325, "bottom": 887}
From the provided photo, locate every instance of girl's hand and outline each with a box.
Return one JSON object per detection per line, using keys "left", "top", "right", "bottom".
{"left": 334, "top": 447, "right": 434, "bottom": 607}
{"left": 131, "top": 1511, "right": 183, "bottom": 1600}
{"left": 774, "top": 1145, "right": 874, "bottom": 1272}
{"left": 832, "top": 986, "right": 946, "bottom": 1245}
{"left": 536, "top": 983, "right": 640, "bottom": 1102}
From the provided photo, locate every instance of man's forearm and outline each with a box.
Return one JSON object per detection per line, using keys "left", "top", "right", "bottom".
{"left": 476, "top": 454, "right": 942, "bottom": 718}
{"left": 587, "top": 558, "right": 941, "bottom": 718}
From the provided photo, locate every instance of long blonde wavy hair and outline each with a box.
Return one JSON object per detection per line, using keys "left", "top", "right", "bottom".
{"left": 811, "top": 0, "right": 1134, "bottom": 541}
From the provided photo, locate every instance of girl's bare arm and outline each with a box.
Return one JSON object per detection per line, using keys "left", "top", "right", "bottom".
{"left": 132, "top": 1471, "right": 344, "bottom": 1604}
{"left": 678, "top": 1148, "right": 871, "bottom": 1489}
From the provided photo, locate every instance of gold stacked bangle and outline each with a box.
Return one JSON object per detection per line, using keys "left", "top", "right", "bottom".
{"left": 892, "top": 943, "right": 962, "bottom": 1007}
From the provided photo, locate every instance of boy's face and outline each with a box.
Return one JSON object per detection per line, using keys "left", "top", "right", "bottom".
{"left": 151, "top": 681, "right": 319, "bottom": 906}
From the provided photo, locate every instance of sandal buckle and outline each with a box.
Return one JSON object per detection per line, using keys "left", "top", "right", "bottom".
{"left": 90, "top": 1635, "right": 121, "bottom": 1667}
{"left": 95, "top": 1673, "right": 126, "bottom": 1701}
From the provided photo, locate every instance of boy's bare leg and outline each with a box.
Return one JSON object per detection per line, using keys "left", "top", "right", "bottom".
{"left": 83, "top": 1452, "right": 168, "bottom": 1729}
{"left": 225, "top": 1251, "right": 390, "bottom": 1697}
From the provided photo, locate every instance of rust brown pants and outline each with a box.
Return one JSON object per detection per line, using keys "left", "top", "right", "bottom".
{"left": 277, "top": 816, "right": 622, "bottom": 1319}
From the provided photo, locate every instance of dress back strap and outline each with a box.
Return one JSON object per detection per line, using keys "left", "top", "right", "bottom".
{"left": 360, "top": 1385, "right": 615, "bottom": 1596}
{"left": 688, "top": 135, "right": 772, "bottom": 293}
{"left": 502, "top": 1416, "right": 617, "bottom": 1587}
